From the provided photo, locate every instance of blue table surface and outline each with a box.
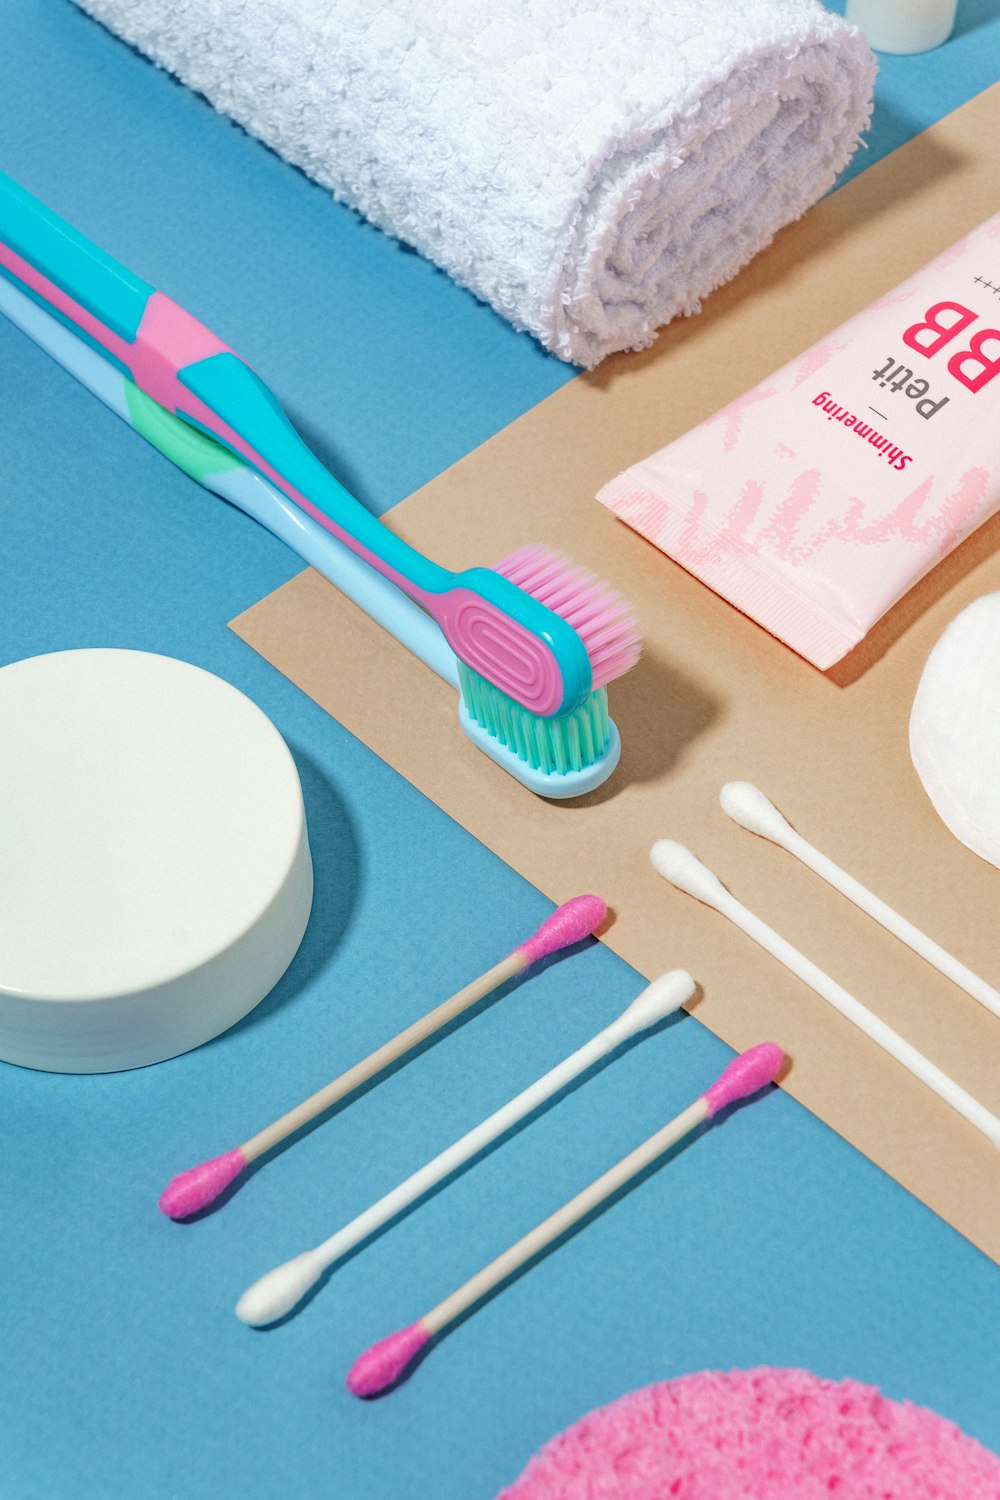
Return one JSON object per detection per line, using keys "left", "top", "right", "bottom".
{"left": 2, "top": 4, "right": 999, "bottom": 1497}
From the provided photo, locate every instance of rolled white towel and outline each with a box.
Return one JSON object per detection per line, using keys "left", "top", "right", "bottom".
{"left": 72, "top": 0, "right": 874, "bottom": 367}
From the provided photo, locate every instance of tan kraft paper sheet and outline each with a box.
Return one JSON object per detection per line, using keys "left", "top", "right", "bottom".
{"left": 232, "top": 85, "right": 1000, "bottom": 1262}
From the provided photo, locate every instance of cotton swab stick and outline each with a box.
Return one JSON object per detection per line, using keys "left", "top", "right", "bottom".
{"left": 346, "top": 1041, "right": 784, "bottom": 1397}
{"left": 720, "top": 781, "right": 1000, "bottom": 1022}
{"left": 235, "top": 970, "right": 695, "bottom": 1326}
{"left": 159, "top": 895, "right": 607, "bottom": 1219}
{"left": 650, "top": 840, "right": 1000, "bottom": 1150}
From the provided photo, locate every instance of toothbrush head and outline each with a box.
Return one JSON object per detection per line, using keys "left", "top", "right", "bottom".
{"left": 456, "top": 546, "right": 640, "bottom": 797}
{"left": 457, "top": 667, "right": 621, "bottom": 794}
{"left": 493, "top": 546, "right": 641, "bottom": 692}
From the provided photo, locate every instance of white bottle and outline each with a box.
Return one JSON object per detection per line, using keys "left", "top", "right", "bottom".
{"left": 845, "top": 0, "right": 957, "bottom": 54}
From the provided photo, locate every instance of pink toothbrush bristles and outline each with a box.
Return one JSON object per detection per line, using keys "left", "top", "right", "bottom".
{"left": 347, "top": 1321, "right": 431, "bottom": 1398}
{"left": 493, "top": 546, "right": 641, "bottom": 688}
{"left": 159, "top": 1147, "right": 248, "bottom": 1218}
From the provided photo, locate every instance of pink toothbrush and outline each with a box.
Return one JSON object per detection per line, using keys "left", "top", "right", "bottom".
{"left": 159, "top": 895, "right": 606, "bottom": 1218}
{"left": 347, "top": 1042, "right": 785, "bottom": 1396}
{"left": 0, "top": 172, "right": 642, "bottom": 798}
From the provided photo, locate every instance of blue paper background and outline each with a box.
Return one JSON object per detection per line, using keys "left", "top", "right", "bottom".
{"left": 2, "top": 3, "right": 999, "bottom": 1496}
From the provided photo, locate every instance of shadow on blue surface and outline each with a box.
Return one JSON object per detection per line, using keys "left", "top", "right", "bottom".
{"left": 217, "top": 747, "right": 365, "bottom": 1040}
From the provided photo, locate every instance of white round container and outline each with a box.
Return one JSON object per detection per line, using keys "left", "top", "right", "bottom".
{"left": 0, "top": 649, "right": 313, "bottom": 1073}
{"left": 845, "top": 0, "right": 956, "bottom": 54}
{"left": 910, "top": 593, "right": 1000, "bottom": 872}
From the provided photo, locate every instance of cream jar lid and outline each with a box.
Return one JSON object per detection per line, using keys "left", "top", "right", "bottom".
{"left": 0, "top": 649, "right": 312, "bottom": 1073}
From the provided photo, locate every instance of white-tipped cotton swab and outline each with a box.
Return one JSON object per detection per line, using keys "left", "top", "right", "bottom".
{"left": 650, "top": 840, "right": 1000, "bottom": 1150}
{"left": 720, "top": 781, "right": 1000, "bottom": 1022}
{"left": 345, "top": 1041, "right": 784, "bottom": 1396}
{"left": 235, "top": 970, "right": 695, "bottom": 1327}
{"left": 159, "top": 895, "right": 607, "bottom": 1219}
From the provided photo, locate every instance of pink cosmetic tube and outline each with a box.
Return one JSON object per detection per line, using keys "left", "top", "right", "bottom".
{"left": 599, "top": 214, "right": 1000, "bottom": 669}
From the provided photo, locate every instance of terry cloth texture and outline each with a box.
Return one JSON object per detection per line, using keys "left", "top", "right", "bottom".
{"left": 72, "top": 0, "right": 875, "bottom": 367}
{"left": 497, "top": 1368, "right": 1000, "bottom": 1498}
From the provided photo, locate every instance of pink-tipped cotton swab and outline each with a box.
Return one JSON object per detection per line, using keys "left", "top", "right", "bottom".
{"left": 345, "top": 1042, "right": 784, "bottom": 1397}
{"left": 159, "top": 895, "right": 606, "bottom": 1219}
{"left": 236, "top": 970, "right": 694, "bottom": 1326}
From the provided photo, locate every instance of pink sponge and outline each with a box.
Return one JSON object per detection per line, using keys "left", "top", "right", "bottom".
{"left": 497, "top": 1369, "right": 1000, "bottom": 1498}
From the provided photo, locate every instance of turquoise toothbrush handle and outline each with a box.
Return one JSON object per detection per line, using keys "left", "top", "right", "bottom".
{"left": 0, "top": 264, "right": 619, "bottom": 796}
{"left": 0, "top": 255, "right": 460, "bottom": 686}
{"left": 0, "top": 170, "right": 152, "bottom": 347}
{"left": 0, "top": 170, "right": 593, "bottom": 717}
{"left": 0, "top": 169, "right": 443, "bottom": 594}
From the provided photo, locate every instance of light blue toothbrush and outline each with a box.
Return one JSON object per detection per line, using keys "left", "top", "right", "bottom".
{"left": 0, "top": 171, "right": 641, "bottom": 796}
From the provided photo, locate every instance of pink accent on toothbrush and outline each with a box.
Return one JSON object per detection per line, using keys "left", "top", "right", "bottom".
{"left": 158, "top": 1147, "right": 248, "bottom": 1218}
{"left": 703, "top": 1043, "right": 784, "bottom": 1117}
{"left": 515, "top": 895, "right": 607, "bottom": 967}
{"left": 346, "top": 1321, "right": 431, "bottom": 1398}
{"left": 493, "top": 547, "right": 641, "bottom": 690}
{"left": 130, "top": 292, "right": 231, "bottom": 404}
{"left": 444, "top": 591, "right": 568, "bottom": 715}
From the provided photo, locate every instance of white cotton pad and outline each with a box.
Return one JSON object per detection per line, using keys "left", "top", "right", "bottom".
{"left": 910, "top": 594, "right": 1000, "bottom": 872}
{"left": 0, "top": 649, "right": 313, "bottom": 1073}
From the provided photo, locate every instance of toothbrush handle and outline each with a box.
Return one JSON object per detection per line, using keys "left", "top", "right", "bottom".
{"left": 129, "top": 314, "right": 589, "bottom": 718}
{"left": 159, "top": 340, "right": 591, "bottom": 715}
{"left": 0, "top": 169, "right": 153, "bottom": 343}
{"left": 137, "top": 315, "right": 590, "bottom": 714}
{"left": 0, "top": 253, "right": 459, "bottom": 687}
{"left": 0, "top": 170, "right": 592, "bottom": 716}
{"left": 0, "top": 168, "right": 452, "bottom": 598}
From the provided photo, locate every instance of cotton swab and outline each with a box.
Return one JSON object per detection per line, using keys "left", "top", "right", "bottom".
{"left": 650, "top": 840, "right": 1000, "bottom": 1150}
{"left": 346, "top": 1041, "right": 784, "bottom": 1397}
{"left": 159, "top": 895, "right": 607, "bottom": 1218}
{"left": 720, "top": 781, "right": 1000, "bottom": 1022}
{"left": 235, "top": 970, "right": 695, "bottom": 1326}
